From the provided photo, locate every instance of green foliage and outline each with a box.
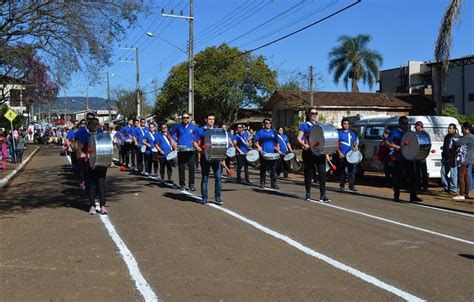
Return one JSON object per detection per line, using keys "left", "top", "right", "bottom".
{"left": 154, "top": 44, "right": 277, "bottom": 124}
{"left": 328, "top": 34, "right": 383, "bottom": 92}
{"left": 0, "top": 106, "right": 25, "bottom": 129}
{"left": 113, "top": 89, "right": 137, "bottom": 119}
{"left": 442, "top": 104, "right": 474, "bottom": 124}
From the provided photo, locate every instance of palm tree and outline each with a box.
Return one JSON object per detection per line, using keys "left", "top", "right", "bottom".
{"left": 435, "top": 0, "right": 463, "bottom": 70}
{"left": 328, "top": 34, "right": 383, "bottom": 92}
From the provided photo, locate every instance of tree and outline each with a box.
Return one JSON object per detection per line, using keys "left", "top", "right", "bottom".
{"left": 0, "top": 1, "right": 146, "bottom": 85}
{"left": 328, "top": 34, "right": 383, "bottom": 92}
{"left": 113, "top": 88, "right": 137, "bottom": 119}
{"left": 154, "top": 44, "right": 277, "bottom": 125}
{"left": 435, "top": 0, "right": 463, "bottom": 70}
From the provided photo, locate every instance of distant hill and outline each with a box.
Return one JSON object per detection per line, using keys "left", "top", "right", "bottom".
{"left": 37, "top": 96, "right": 116, "bottom": 113}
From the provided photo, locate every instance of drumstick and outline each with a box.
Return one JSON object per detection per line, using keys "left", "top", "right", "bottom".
{"left": 327, "top": 158, "right": 337, "bottom": 171}
{"left": 221, "top": 161, "right": 234, "bottom": 176}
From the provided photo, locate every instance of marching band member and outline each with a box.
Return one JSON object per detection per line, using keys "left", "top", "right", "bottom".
{"left": 276, "top": 127, "right": 293, "bottom": 178}
{"left": 134, "top": 119, "right": 149, "bottom": 174}
{"left": 233, "top": 123, "right": 251, "bottom": 184}
{"left": 337, "top": 118, "right": 358, "bottom": 192}
{"left": 193, "top": 113, "right": 223, "bottom": 205}
{"left": 170, "top": 113, "right": 197, "bottom": 191}
{"left": 222, "top": 124, "right": 234, "bottom": 176}
{"left": 155, "top": 123, "right": 174, "bottom": 183}
{"left": 385, "top": 116, "right": 421, "bottom": 202}
{"left": 414, "top": 121, "right": 429, "bottom": 191}
{"left": 113, "top": 128, "right": 125, "bottom": 165}
{"left": 120, "top": 118, "right": 135, "bottom": 169}
{"left": 143, "top": 122, "right": 157, "bottom": 176}
{"left": 75, "top": 117, "right": 109, "bottom": 215}
{"left": 254, "top": 118, "right": 280, "bottom": 189}
{"left": 65, "top": 121, "right": 77, "bottom": 172}
{"left": 297, "top": 108, "right": 330, "bottom": 202}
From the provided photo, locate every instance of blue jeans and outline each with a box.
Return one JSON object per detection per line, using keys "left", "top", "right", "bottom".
{"left": 200, "top": 159, "right": 222, "bottom": 200}
{"left": 440, "top": 161, "right": 458, "bottom": 193}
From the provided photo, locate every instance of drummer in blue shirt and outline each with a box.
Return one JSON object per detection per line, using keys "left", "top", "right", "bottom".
{"left": 120, "top": 118, "right": 135, "bottom": 169}
{"left": 233, "top": 124, "right": 252, "bottom": 184}
{"left": 170, "top": 113, "right": 197, "bottom": 191}
{"left": 385, "top": 116, "right": 421, "bottom": 202}
{"left": 337, "top": 118, "right": 359, "bottom": 192}
{"left": 193, "top": 113, "right": 223, "bottom": 205}
{"left": 155, "top": 123, "right": 174, "bottom": 183}
{"left": 276, "top": 127, "right": 293, "bottom": 179}
{"left": 254, "top": 118, "right": 280, "bottom": 189}
{"left": 134, "top": 118, "right": 149, "bottom": 174}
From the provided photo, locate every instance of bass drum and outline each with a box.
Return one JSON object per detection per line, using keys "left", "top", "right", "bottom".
{"left": 309, "top": 124, "right": 339, "bottom": 155}
{"left": 88, "top": 134, "right": 113, "bottom": 169}
{"left": 401, "top": 131, "right": 431, "bottom": 161}
{"left": 204, "top": 128, "right": 228, "bottom": 161}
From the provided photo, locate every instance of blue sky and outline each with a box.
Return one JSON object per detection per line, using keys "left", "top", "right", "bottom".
{"left": 64, "top": 0, "right": 473, "bottom": 103}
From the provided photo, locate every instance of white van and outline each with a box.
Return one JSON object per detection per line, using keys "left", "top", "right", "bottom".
{"left": 351, "top": 115, "right": 461, "bottom": 178}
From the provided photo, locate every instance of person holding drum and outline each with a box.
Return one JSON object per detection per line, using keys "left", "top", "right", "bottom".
{"left": 337, "top": 118, "right": 358, "bottom": 192}
{"left": 254, "top": 118, "right": 280, "bottom": 189}
{"left": 276, "top": 127, "right": 293, "bottom": 178}
{"left": 120, "top": 118, "right": 135, "bottom": 169}
{"left": 143, "top": 123, "right": 158, "bottom": 177}
{"left": 155, "top": 123, "right": 175, "bottom": 184}
{"left": 193, "top": 113, "right": 223, "bottom": 205}
{"left": 385, "top": 116, "right": 421, "bottom": 202}
{"left": 297, "top": 108, "right": 330, "bottom": 202}
{"left": 134, "top": 118, "right": 149, "bottom": 174}
{"left": 233, "top": 124, "right": 252, "bottom": 184}
{"left": 414, "top": 121, "right": 429, "bottom": 192}
{"left": 75, "top": 117, "right": 109, "bottom": 215}
{"left": 170, "top": 113, "right": 198, "bottom": 191}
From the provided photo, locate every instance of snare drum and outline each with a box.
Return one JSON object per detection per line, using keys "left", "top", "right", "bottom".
{"left": 178, "top": 145, "right": 194, "bottom": 152}
{"left": 246, "top": 149, "right": 260, "bottom": 167}
{"left": 401, "top": 131, "right": 431, "bottom": 161}
{"left": 226, "top": 147, "right": 236, "bottom": 159}
{"left": 166, "top": 150, "right": 178, "bottom": 161}
{"left": 346, "top": 150, "right": 363, "bottom": 164}
{"left": 262, "top": 152, "right": 280, "bottom": 161}
{"left": 283, "top": 152, "right": 301, "bottom": 172}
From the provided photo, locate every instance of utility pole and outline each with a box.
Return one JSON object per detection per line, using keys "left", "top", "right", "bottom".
{"left": 119, "top": 46, "right": 141, "bottom": 118}
{"left": 309, "top": 65, "right": 314, "bottom": 107}
{"left": 107, "top": 71, "right": 111, "bottom": 122}
{"left": 162, "top": 0, "right": 195, "bottom": 118}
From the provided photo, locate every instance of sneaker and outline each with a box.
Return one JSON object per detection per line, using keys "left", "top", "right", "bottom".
{"left": 339, "top": 185, "right": 344, "bottom": 191}
{"left": 271, "top": 184, "right": 280, "bottom": 190}
{"left": 410, "top": 196, "right": 423, "bottom": 202}
{"left": 259, "top": 183, "right": 265, "bottom": 189}
{"left": 178, "top": 186, "right": 185, "bottom": 191}
{"left": 349, "top": 187, "right": 358, "bottom": 192}
{"left": 100, "top": 206, "right": 108, "bottom": 215}
{"left": 319, "top": 196, "right": 331, "bottom": 203}
{"left": 201, "top": 198, "right": 208, "bottom": 205}
{"left": 80, "top": 181, "right": 85, "bottom": 190}
{"left": 215, "top": 198, "right": 223, "bottom": 206}
{"left": 189, "top": 186, "right": 196, "bottom": 192}
{"left": 89, "top": 206, "right": 96, "bottom": 215}
{"left": 305, "top": 193, "right": 311, "bottom": 201}
{"left": 452, "top": 195, "right": 466, "bottom": 201}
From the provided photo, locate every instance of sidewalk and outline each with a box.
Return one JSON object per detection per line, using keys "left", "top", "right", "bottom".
{"left": 0, "top": 145, "right": 40, "bottom": 189}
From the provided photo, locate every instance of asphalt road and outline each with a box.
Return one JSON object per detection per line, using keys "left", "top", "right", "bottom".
{"left": 1, "top": 146, "right": 473, "bottom": 301}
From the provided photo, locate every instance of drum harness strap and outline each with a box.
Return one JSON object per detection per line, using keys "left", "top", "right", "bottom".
{"left": 340, "top": 130, "right": 352, "bottom": 148}
{"left": 277, "top": 134, "right": 288, "bottom": 154}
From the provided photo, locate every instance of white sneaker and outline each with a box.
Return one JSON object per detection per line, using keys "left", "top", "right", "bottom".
{"left": 452, "top": 195, "right": 465, "bottom": 201}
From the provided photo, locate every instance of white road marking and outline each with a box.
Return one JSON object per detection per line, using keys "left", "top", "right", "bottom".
{"left": 407, "top": 202, "right": 474, "bottom": 218}
{"left": 99, "top": 213, "right": 159, "bottom": 302}
{"left": 174, "top": 188, "right": 424, "bottom": 302}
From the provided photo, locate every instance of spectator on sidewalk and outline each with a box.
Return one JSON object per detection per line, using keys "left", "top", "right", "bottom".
{"left": 453, "top": 122, "right": 474, "bottom": 201}
{"left": 0, "top": 130, "right": 7, "bottom": 170}
{"left": 15, "top": 135, "right": 26, "bottom": 163}
{"left": 441, "top": 123, "right": 459, "bottom": 194}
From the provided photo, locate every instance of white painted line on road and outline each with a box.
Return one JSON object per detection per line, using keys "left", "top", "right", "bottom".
{"left": 172, "top": 188, "right": 424, "bottom": 301}
{"left": 0, "top": 147, "right": 40, "bottom": 190}
{"left": 99, "top": 213, "right": 159, "bottom": 302}
{"left": 407, "top": 202, "right": 474, "bottom": 218}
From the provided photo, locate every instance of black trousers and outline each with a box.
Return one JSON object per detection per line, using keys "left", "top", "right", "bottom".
{"left": 236, "top": 154, "right": 250, "bottom": 182}
{"left": 178, "top": 151, "right": 195, "bottom": 187}
{"left": 159, "top": 156, "right": 173, "bottom": 181}
{"left": 136, "top": 147, "right": 144, "bottom": 172}
{"left": 259, "top": 157, "right": 277, "bottom": 186}
{"left": 84, "top": 165, "right": 107, "bottom": 207}
{"left": 124, "top": 142, "right": 133, "bottom": 167}
{"left": 415, "top": 160, "right": 428, "bottom": 190}
{"left": 338, "top": 158, "right": 356, "bottom": 188}
{"left": 303, "top": 150, "right": 326, "bottom": 196}
{"left": 144, "top": 153, "right": 155, "bottom": 174}
{"left": 392, "top": 160, "right": 418, "bottom": 200}
{"left": 276, "top": 156, "right": 290, "bottom": 178}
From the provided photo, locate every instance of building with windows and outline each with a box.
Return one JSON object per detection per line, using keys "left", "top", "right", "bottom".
{"left": 378, "top": 55, "right": 474, "bottom": 115}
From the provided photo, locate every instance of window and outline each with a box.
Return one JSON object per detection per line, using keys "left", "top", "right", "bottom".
{"left": 469, "top": 93, "right": 474, "bottom": 102}
{"left": 365, "top": 126, "right": 385, "bottom": 139}
{"left": 442, "top": 95, "right": 455, "bottom": 103}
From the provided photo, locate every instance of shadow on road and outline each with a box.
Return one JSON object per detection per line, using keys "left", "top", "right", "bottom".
{"left": 459, "top": 254, "right": 474, "bottom": 260}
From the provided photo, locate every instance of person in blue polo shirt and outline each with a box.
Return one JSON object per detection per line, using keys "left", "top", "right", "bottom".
{"left": 142, "top": 122, "right": 157, "bottom": 176}
{"left": 170, "top": 112, "right": 197, "bottom": 191}
{"left": 155, "top": 123, "right": 174, "bottom": 183}
{"left": 233, "top": 123, "right": 252, "bottom": 184}
{"left": 134, "top": 118, "right": 149, "bottom": 174}
{"left": 193, "top": 113, "right": 223, "bottom": 205}
{"left": 254, "top": 118, "right": 280, "bottom": 189}
{"left": 337, "top": 118, "right": 358, "bottom": 192}
{"left": 297, "top": 108, "right": 330, "bottom": 202}
{"left": 276, "top": 127, "right": 293, "bottom": 178}
{"left": 120, "top": 118, "right": 135, "bottom": 169}
{"left": 385, "top": 115, "right": 420, "bottom": 202}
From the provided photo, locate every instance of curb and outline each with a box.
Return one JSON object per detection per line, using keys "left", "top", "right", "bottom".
{"left": 0, "top": 146, "right": 40, "bottom": 190}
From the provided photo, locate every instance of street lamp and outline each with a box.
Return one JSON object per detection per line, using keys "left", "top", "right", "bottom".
{"left": 146, "top": 32, "right": 187, "bottom": 54}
